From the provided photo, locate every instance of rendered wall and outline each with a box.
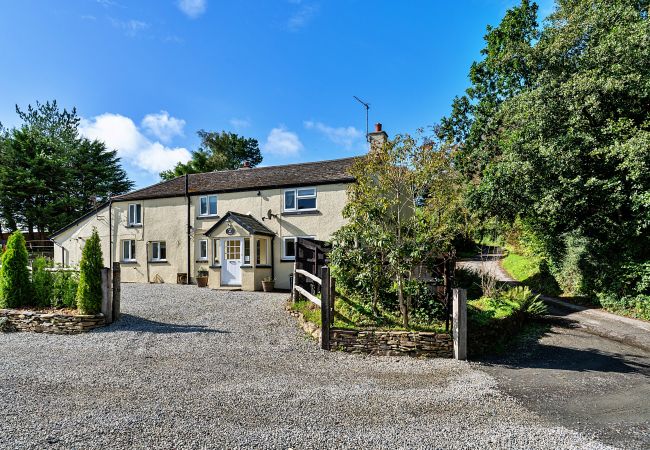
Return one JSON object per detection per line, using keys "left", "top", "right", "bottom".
{"left": 53, "top": 182, "right": 350, "bottom": 290}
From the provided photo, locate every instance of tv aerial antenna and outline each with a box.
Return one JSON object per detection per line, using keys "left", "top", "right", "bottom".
{"left": 353, "top": 95, "right": 370, "bottom": 143}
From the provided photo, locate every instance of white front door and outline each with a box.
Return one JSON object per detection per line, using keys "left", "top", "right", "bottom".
{"left": 221, "top": 238, "right": 243, "bottom": 286}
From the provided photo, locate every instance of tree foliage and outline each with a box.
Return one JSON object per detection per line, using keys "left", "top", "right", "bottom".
{"left": 160, "top": 130, "right": 262, "bottom": 180}
{"left": 331, "top": 134, "right": 466, "bottom": 327}
{"left": 0, "top": 231, "right": 32, "bottom": 308}
{"left": 440, "top": 0, "right": 650, "bottom": 310}
{"left": 0, "top": 100, "right": 133, "bottom": 236}
{"left": 75, "top": 228, "right": 104, "bottom": 314}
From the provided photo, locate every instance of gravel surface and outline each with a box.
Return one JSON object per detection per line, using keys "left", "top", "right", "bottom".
{"left": 0, "top": 283, "right": 612, "bottom": 449}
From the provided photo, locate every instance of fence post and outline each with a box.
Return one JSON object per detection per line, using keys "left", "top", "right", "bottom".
{"left": 329, "top": 277, "right": 336, "bottom": 328}
{"left": 292, "top": 262, "right": 297, "bottom": 302}
{"left": 112, "top": 262, "right": 121, "bottom": 322}
{"left": 453, "top": 288, "right": 467, "bottom": 360}
{"left": 320, "top": 266, "right": 331, "bottom": 350}
{"left": 101, "top": 267, "right": 113, "bottom": 324}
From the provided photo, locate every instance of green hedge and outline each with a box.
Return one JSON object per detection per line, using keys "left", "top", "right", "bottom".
{"left": 0, "top": 231, "right": 32, "bottom": 308}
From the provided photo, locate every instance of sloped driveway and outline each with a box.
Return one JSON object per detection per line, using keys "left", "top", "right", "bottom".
{"left": 458, "top": 254, "right": 650, "bottom": 449}
{"left": 0, "top": 283, "right": 614, "bottom": 449}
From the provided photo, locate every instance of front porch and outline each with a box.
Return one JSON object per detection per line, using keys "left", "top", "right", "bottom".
{"left": 203, "top": 212, "right": 274, "bottom": 291}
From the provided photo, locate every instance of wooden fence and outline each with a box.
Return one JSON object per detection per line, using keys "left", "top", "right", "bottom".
{"left": 292, "top": 238, "right": 335, "bottom": 350}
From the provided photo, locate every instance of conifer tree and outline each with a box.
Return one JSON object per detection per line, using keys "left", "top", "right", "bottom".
{"left": 76, "top": 228, "right": 104, "bottom": 314}
{"left": 0, "top": 231, "right": 32, "bottom": 308}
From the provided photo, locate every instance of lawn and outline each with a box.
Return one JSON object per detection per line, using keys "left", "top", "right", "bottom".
{"left": 290, "top": 291, "right": 447, "bottom": 333}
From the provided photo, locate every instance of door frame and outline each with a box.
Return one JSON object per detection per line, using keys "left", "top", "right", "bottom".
{"left": 221, "top": 237, "right": 243, "bottom": 286}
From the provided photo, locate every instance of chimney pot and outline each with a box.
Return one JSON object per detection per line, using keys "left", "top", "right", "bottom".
{"left": 375, "top": 123, "right": 382, "bottom": 132}
{"left": 241, "top": 161, "right": 251, "bottom": 169}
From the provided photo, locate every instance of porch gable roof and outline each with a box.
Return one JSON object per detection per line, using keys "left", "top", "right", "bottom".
{"left": 204, "top": 211, "right": 275, "bottom": 237}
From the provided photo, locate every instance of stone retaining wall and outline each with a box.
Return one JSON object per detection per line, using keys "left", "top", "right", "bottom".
{"left": 330, "top": 329, "right": 453, "bottom": 358}
{"left": 0, "top": 309, "right": 106, "bottom": 334}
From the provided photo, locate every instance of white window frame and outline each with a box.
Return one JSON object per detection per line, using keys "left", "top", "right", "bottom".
{"left": 283, "top": 187, "right": 317, "bottom": 212}
{"left": 282, "top": 236, "right": 315, "bottom": 260}
{"left": 128, "top": 203, "right": 142, "bottom": 225}
{"left": 198, "top": 195, "right": 218, "bottom": 217}
{"left": 151, "top": 241, "right": 166, "bottom": 262}
{"left": 122, "top": 240, "right": 136, "bottom": 262}
{"left": 198, "top": 239, "right": 208, "bottom": 261}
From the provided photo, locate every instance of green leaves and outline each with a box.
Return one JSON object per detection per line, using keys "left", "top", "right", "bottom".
{"left": 331, "top": 133, "right": 466, "bottom": 327}
{"left": 0, "top": 231, "right": 32, "bottom": 308}
{"left": 444, "top": 0, "right": 650, "bottom": 304}
{"left": 75, "top": 228, "right": 104, "bottom": 315}
{"left": 0, "top": 100, "right": 133, "bottom": 234}
{"left": 160, "top": 130, "right": 262, "bottom": 180}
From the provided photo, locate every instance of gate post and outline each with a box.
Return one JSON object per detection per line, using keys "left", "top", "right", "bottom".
{"left": 320, "top": 266, "right": 331, "bottom": 350}
{"left": 112, "top": 262, "right": 121, "bottom": 322}
{"left": 101, "top": 267, "right": 113, "bottom": 324}
{"left": 453, "top": 288, "right": 467, "bottom": 360}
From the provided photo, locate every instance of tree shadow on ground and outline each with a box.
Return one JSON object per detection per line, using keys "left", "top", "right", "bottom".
{"left": 94, "top": 314, "right": 230, "bottom": 334}
{"left": 479, "top": 322, "right": 650, "bottom": 375}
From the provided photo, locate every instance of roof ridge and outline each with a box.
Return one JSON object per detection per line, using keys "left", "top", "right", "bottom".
{"left": 113, "top": 175, "right": 183, "bottom": 200}
{"left": 188, "top": 155, "right": 363, "bottom": 178}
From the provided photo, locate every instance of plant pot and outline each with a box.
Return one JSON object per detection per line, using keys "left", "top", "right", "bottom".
{"left": 196, "top": 276, "right": 209, "bottom": 288}
{"left": 262, "top": 281, "right": 275, "bottom": 292}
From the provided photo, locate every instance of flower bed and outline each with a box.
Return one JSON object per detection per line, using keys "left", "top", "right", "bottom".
{"left": 0, "top": 308, "right": 105, "bottom": 334}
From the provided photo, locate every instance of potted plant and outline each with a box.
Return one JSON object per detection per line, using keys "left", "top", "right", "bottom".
{"left": 196, "top": 267, "right": 209, "bottom": 288}
{"left": 261, "top": 276, "right": 275, "bottom": 292}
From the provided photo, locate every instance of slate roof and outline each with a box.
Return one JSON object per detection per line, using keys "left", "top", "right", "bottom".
{"left": 113, "top": 156, "right": 359, "bottom": 202}
{"left": 204, "top": 211, "right": 275, "bottom": 237}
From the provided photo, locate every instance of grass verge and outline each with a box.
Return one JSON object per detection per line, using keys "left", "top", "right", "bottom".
{"left": 289, "top": 292, "right": 446, "bottom": 333}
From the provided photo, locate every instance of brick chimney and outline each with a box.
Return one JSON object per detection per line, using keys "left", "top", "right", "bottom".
{"left": 240, "top": 161, "right": 251, "bottom": 169}
{"left": 368, "top": 122, "right": 388, "bottom": 152}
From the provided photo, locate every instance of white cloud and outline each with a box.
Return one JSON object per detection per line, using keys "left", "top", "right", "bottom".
{"left": 262, "top": 127, "right": 303, "bottom": 157}
{"left": 141, "top": 111, "right": 185, "bottom": 143}
{"left": 229, "top": 117, "right": 251, "bottom": 129}
{"left": 177, "top": 0, "right": 207, "bottom": 18}
{"left": 288, "top": 3, "right": 318, "bottom": 30}
{"left": 304, "top": 120, "right": 363, "bottom": 148}
{"left": 80, "top": 113, "right": 191, "bottom": 174}
{"left": 110, "top": 18, "right": 149, "bottom": 36}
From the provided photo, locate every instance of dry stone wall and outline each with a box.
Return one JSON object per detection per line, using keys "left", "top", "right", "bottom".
{"left": 330, "top": 329, "right": 453, "bottom": 358}
{"left": 0, "top": 309, "right": 105, "bottom": 334}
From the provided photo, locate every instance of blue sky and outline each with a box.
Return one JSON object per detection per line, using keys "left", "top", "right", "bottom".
{"left": 0, "top": 0, "right": 555, "bottom": 188}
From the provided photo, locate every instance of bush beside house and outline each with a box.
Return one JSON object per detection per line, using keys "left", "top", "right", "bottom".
{"left": 76, "top": 228, "right": 104, "bottom": 314}
{"left": 0, "top": 231, "right": 32, "bottom": 308}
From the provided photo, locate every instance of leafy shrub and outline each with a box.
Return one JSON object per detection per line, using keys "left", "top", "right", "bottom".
{"left": 52, "top": 271, "right": 79, "bottom": 309}
{"left": 597, "top": 293, "right": 650, "bottom": 321}
{"left": 0, "top": 231, "right": 32, "bottom": 308}
{"left": 492, "top": 286, "right": 547, "bottom": 319}
{"left": 76, "top": 229, "right": 104, "bottom": 314}
{"left": 32, "top": 257, "right": 54, "bottom": 307}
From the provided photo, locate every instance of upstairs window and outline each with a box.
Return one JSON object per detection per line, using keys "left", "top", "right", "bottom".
{"left": 151, "top": 241, "right": 166, "bottom": 261}
{"left": 128, "top": 204, "right": 142, "bottom": 225}
{"left": 283, "top": 188, "right": 317, "bottom": 212}
{"left": 199, "top": 195, "right": 218, "bottom": 217}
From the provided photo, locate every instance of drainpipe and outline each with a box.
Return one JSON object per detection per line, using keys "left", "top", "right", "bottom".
{"left": 108, "top": 196, "right": 112, "bottom": 270}
{"left": 185, "top": 174, "right": 191, "bottom": 284}
{"left": 271, "top": 236, "right": 275, "bottom": 283}
{"left": 145, "top": 241, "right": 150, "bottom": 283}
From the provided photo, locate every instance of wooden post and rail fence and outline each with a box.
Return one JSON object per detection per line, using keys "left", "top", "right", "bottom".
{"left": 291, "top": 238, "right": 467, "bottom": 359}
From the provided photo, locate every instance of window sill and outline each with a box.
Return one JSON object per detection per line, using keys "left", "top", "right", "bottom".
{"left": 209, "top": 265, "right": 221, "bottom": 269}
{"left": 148, "top": 260, "right": 168, "bottom": 264}
{"left": 121, "top": 260, "right": 138, "bottom": 264}
{"left": 255, "top": 264, "right": 272, "bottom": 268}
{"left": 197, "top": 215, "right": 219, "bottom": 219}
{"left": 196, "top": 259, "right": 209, "bottom": 263}
{"left": 281, "top": 210, "right": 321, "bottom": 216}
{"left": 241, "top": 264, "right": 253, "bottom": 268}
{"left": 126, "top": 224, "right": 143, "bottom": 228}
{"left": 280, "top": 258, "right": 296, "bottom": 262}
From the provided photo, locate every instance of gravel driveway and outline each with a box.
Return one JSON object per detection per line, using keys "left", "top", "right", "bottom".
{"left": 0, "top": 283, "right": 613, "bottom": 449}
